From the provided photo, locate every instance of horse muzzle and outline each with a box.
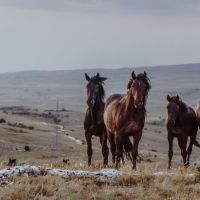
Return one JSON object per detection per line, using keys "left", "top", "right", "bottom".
{"left": 167, "top": 118, "right": 176, "bottom": 129}
{"left": 134, "top": 101, "right": 143, "bottom": 109}
{"left": 87, "top": 99, "right": 95, "bottom": 108}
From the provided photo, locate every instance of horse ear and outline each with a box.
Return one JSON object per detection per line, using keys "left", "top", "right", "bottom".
{"left": 96, "top": 73, "right": 107, "bottom": 82}
{"left": 167, "top": 95, "right": 171, "bottom": 102}
{"left": 85, "top": 73, "right": 90, "bottom": 81}
{"left": 144, "top": 71, "right": 147, "bottom": 77}
{"left": 99, "top": 77, "right": 107, "bottom": 82}
{"left": 176, "top": 95, "right": 179, "bottom": 101}
{"left": 132, "top": 71, "right": 136, "bottom": 79}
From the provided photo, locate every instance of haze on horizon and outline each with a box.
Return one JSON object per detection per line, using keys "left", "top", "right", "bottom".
{"left": 0, "top": 0, "right": 200, "bottom": 73}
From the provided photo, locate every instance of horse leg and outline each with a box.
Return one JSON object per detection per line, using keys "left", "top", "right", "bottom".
{"left": 186, "top": 136, "right": 195, "bottom": 166}
{"left": 85, "top": 132, "right": 93, "bottom": 166}
{"left": 132, "top": 133, "right": 142, "bottom": 170}
{"left": 115, "top": 134, "right": 123, "bottom": 169}
{"left": 108, "top": 133, "right": 116, "bottom": 165}
{"left": 177, "top": 136, "right": 183, "bottom": 158}
{"left": 121, "top": 150, "right": 125, "bottom": 165}
{"left": 168, "top": 133, "right": 174, "bottom": 169}
{"left": 181, "top": 136, "right": 188, "bottom": 166}
{"left": 100, "top": 131, "right": 109, "bottom": 167}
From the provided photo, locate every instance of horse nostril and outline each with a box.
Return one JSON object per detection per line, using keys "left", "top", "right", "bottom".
{"left": 169, "top": 118, "right": 176, "bottom": 127}
{"left": 87, "top": 99, "right": 95, "bottom": 107}
{"left": 91, "top": 99, "right": 95, "bottom": 106}
{"left": 134, "top": 101, "right": 143, "bottom": 109}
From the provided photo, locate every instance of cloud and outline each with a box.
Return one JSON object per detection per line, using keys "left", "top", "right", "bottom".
{"left": 0, "top": 0, "right": 65, "bottom": 11}
{"left": 0, "top": 0, "right": 200, "bottom": 72}
{"left": 0, "top": 0, "right": 200, "bottom": 16}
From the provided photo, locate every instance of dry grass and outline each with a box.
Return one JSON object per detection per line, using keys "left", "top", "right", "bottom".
{"left": 0, "top": 164, "right": 200, "bottom": 200}
{"left": 0, "top": 108, "right": 200, "bottom": 199}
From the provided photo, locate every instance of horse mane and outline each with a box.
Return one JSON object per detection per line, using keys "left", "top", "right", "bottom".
{"left": 177, "top": 99, "right": 188, "bottom": 112}
{"left": 127, "top": 73, "right": 151, "bottom": 91}
{"left": 170, "top": 96, "right": 188, "bottom": 112}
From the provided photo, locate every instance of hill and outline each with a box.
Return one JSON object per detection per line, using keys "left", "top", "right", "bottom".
{"left": 0, "top": 63, "right": 199, "bottom": 118}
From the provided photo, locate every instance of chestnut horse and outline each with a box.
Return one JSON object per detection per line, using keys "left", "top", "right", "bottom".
{"left": 166, "top": 95, "right": 200, "bottom": 169}
{"left": 104, "top": 71, "right": 151, "bottom": 169}
{"left": 196, "top": 101, "right": 200, "bottom": 128}
{"left": 84, "top": 73, "right": 109, "bottom": 167}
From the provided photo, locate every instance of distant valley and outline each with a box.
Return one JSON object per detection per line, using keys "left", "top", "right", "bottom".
{"left": 0, "top": 63, "right": 199, "bottom": 119}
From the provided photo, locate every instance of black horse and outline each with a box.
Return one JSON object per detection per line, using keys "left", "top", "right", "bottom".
{"left": 166, "top": 95, "right": 200, "bottom": 168}
{"left": 84, "top": 73, "right": 109, "bottom": 167}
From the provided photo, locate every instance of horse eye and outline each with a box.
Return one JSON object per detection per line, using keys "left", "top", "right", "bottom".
{"left": 95, "top": 86, "right": 99, "bottom": 91}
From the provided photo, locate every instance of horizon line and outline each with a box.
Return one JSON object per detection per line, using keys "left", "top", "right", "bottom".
{"left": 0, "top": 62, "right": 199, "bottom": 75}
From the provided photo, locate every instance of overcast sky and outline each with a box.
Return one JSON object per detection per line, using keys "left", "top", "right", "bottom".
{"left": 0, "top": 0, "right": 200, "bottom": 73}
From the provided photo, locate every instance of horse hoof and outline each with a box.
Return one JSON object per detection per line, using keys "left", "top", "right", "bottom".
{"left": 132, "top": 164, "right": 136, "bottom": 170}
{"left": 184, "top": 163, "right": 190, "bottom": 168}
{"left": 114, "top": 164, "right": 119, "bottom": 169}
{"left": 88, "top": 164, "right": 92, "bottom": 168}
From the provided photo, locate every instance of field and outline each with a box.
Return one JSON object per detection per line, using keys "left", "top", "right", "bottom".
{"left": 0, "top": 64, "right": 200, "bottom": 199}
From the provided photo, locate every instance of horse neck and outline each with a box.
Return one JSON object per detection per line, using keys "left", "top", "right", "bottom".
{"left": 90, "top": 98, "right": 104, "bottom": 122}
{"left": 124, "top": 92, "right": 134, "bottom": 113}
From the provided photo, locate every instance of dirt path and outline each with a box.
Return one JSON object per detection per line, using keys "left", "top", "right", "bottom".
{"left": 57, "top": 125, "right": 85, "bottom": 145}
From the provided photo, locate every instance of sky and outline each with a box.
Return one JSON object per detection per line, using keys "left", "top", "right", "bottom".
{"left": 0, "top": 0, "right": 200, "bottom": 73}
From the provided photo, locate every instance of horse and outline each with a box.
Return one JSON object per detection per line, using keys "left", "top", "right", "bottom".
{"left": 84, "top": 72, "right": 109, "bottom": 167}
{"left": 166, "top": 95, "right": 200, "bottom": 169}
{"left": 196, "top": 101, "right": 200, "bottom": 128}
{"left": 8, "top": 158, "right": 16, "bottom": 167}
{"left": 104, "top": 71, "right": 151, "bottom": 169}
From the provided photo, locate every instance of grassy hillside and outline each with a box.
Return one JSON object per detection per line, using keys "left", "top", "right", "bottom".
{"left": 0, "top": 64, "right": 199, "bottom": 118}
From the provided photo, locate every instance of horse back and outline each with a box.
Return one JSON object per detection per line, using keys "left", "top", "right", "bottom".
{"left": 167, "top": 106, "right": 198, "bottom": 135}
{"left": 181, "top": 109, "right": 198, "bottom": 133}
{"left": 105, "top": 94, "right": 123, "bottom": 108}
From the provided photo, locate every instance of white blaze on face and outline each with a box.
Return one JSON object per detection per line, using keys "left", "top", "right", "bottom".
{"left": 197, "top": 102, "right": 200, "bottom": 124}
{"left": 197, "top": 101, "right": 200, "bottom": 110}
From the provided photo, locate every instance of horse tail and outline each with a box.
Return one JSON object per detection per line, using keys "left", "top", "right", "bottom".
{"left": 124, "top": 137, "right": 132, "bottom": 152}
{"left": 194, "top": 140, "right": 200, "bottom": 148}
{"left": 123, "top": 137, "right": 133, "bottom": 162}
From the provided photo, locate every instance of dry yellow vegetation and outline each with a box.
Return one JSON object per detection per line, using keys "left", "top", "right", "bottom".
{"left": 0, "top": 163, "right": 200, "bottom": 200}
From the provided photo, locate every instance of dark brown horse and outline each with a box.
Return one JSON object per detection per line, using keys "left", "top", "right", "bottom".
{"left": 166, "top": 95, "right": 200, "bottom": 169}
{"left": 104, "top": 71, "right": 151, "bottom": 169}
{"left": 84, "top": 73, "right": 109, "bottom": 167}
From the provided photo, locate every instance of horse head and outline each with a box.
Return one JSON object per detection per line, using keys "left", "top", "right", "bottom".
{"left": 166, "top": 95, "right": 182, "bottom": 128}
{"left": 85, "top": 72, "right": 107, "bottom": 109}
{"left": 127, "top": 71, "right": 151, "bottom": 109}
